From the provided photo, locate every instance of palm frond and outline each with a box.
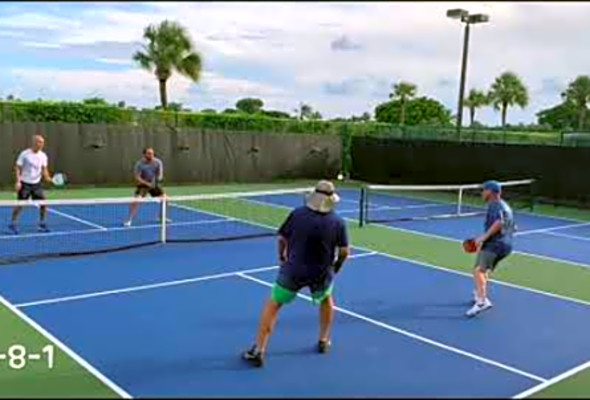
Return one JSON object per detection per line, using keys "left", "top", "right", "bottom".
{"left": 132, "top": 51, "right": 153, "bottom": 71}
{"left": 179, "top": 53, "right": 202, "bottom": 81}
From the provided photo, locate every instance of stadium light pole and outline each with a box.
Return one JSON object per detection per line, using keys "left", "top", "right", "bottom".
{"left": 446, "top": 9, "right": 489, "bottom": 139}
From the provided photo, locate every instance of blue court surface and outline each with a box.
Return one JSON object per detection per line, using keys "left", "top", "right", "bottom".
{"left": 1, "top": 189, "right": 590, "bottom": 397}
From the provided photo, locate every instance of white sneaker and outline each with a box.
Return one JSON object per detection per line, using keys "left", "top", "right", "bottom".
{"left": 124, "top": 220, "right": 132, "bottom": 227}
{"left": 466, "top": 298, "right": 493, "bottom": 318}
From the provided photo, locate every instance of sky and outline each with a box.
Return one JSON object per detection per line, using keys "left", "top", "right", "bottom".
{"left": 0, "top": 1, "right": 588, "bottom": 125}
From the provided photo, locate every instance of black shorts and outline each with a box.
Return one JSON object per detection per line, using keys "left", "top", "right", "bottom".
{"left": 17, "top": 182, "right": 45, "bottom": 200}
{"left": 135, "top": 185, "right": 164, "bottom": 197}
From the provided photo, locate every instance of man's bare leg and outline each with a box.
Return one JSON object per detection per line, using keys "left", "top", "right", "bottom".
{"left": 242, "top": 298, "right": 282, "bottom": 367}
{"left": 125, "top": 194, "right": 144, "bottom": 227}
{"left": 318, "top": 295, "right": 334, "bottom": 353}
{"left": 319, "top": 295, "right": 334, "bottom": 342}
{"left": 9, "top": 206, "right": 22, "bottom": 233}
{"left": 255, "top": 299, "right": 282, "bottom": 354}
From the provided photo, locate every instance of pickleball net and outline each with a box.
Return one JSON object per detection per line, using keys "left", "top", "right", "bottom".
{"left": 0, "top": 187, "right": 311, "bottom": 265}
{"left": 359, "top": 179, "right": 535, "bottom": 226}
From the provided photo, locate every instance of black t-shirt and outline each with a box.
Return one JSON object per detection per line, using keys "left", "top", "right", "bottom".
{"left": 278, "top": 206, "right": 348, "bottom": 282}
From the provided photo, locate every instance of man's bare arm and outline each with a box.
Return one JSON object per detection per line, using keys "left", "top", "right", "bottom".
{"left": 135, "top": 173, "right": 152, "bottom": 187}
{"left": 14, "top": 165, "right": 22, "bottom": 191}
{"left": 278, "top": 235, "right": 288, "bottom": 265}
{"left": 42, "top": 166, "right": 52, "bottom": 183}
{"left": 477, "top": 220, "right": 503, "bottom": 246}
{"left": 333, "top": 247, "right": 350, "bottom": 274}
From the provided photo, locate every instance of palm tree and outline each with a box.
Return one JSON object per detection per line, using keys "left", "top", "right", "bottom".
{"left": 562, "top": 75, "right": 590, "bottom": 130}
{"left": 488, "top": 72, "right": 529, "bottom": 127}
{"left": 463, "top": 89, "right": 488, "bottom": 126}
{"left": 133, "top": 20, "right": 202, "bottom": 109}
{"left": 296, "top": 103, "right": 313, "bottom": 120}
{"left": 389, "top": 81, "right": 417, "bottom": 125}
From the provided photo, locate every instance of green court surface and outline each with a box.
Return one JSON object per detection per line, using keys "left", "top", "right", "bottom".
{"left": 0, "top": 180, "right": 589, "bottom": 398}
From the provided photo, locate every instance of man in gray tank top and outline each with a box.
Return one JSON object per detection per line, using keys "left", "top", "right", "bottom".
{"left": 124, "top": 147, "right": 166, "bottom": 227}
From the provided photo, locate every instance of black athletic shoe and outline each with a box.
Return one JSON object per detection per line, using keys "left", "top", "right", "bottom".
{"left": 38, "top": 223, "right": 50, "bottom": 233}
{"left": 318, "top": 339, "right": 332, "bottom": 354}
{"left": 242, "top": 346, "right": 264, "bottom": 368}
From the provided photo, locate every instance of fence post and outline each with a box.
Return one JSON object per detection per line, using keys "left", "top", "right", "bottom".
{"left": 560, "top": 131, "right": 565, "bottom": 146}
{"left": 359, "top": 187, "right": 366, "bottom": 227}
{"left": 340, "top": 123, "right": 351, "bottom": 178}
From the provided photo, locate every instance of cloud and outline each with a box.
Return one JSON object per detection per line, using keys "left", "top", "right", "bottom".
{"left": 7, "top": 67, "right": 288, "bottom": 111}
{"left": 1, "top": 2, "right": 590, "bottom": 124}
{"left": 21, "top": 41, "right": 62, "bottom": 49}
{"left": 96, "top": 58, "right": 133, "bottom": 66}
{"left": 330, "top": 35, "right": 362, "bottom": 51}
{"left": 323, "top": 79, "right": 364, "bottom": 96}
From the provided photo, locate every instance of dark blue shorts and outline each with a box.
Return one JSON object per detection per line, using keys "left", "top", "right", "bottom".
{"left": 276, "top": 267, "right": 334, "bottom": 297}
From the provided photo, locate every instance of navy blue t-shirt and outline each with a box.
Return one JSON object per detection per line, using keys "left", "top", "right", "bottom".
{"left": 278, "top": 206, "right": 348, "bottom": 286}
{"left": 482, "top": 199, "right": 514, "bottom": 254}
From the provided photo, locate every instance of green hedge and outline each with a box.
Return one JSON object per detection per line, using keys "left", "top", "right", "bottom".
{"left": 0, "top": 100, "right": 135, "bottom": 124}
{"left": 0, "top": 100, "right": 573, "bottom": 149}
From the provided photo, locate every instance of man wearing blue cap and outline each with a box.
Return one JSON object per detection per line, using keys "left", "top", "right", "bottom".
{"left": 466, "top": 180, "right": 515, "bottom": 317}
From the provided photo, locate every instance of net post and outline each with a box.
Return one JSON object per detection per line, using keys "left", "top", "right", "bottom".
{"left": 529, "top": 179, "right": 537, "bottom": 212}
{"left": 160, "top": 196, "right": 167, "bottom": 244}
{"left": 457, "top": 186, "right": 464, "bottom": 215}
{"left": 363, "top": 186, "right": 370, "bottom": 226}
{"left": 359, "top": 187, "right": 366, "bottom": 227}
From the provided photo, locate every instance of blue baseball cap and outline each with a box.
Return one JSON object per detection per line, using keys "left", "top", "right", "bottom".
{"left": 482, "top": 180, "right": 502, "bottom": 194}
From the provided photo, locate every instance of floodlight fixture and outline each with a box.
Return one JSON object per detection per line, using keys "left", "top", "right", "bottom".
{"left": 446, "top": 9, "right": 469, "bottom": 20}
{"left": 446, "top": 9, "right": 490, "bottom": 138}
{"left": 468, "top": 13, "right": 490, "bottom": 24}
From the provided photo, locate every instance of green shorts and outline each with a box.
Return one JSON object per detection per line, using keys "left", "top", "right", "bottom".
{"left": 271, "top": 282, "right": 333, "bottom": 306}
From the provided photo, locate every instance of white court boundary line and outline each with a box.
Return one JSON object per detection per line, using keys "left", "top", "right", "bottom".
{"left": 374, "top": 220, "right": 590, "bottom": 270}
{"left": 348, "top": 185, "right": 589, "bottom": 226}
{"left": 338, "top": 202, "right": 444, "bottom": 214}
{"left": 15, "top": 252, "right": 378, "bottom": 308}
{"left": 245, "top": 192, "right": 590, "bottom": 396}
{"left": 237, "top": 272, "right": 546, "bottom": 384}
{"left": 0, "top": 218, "right": 232, "bottom": 241}
{"left": 0, "top": 294, "right": 131, "bottom": 398}
{"left": 543, "top": 231, "right": 590, "bottom": 243}
{"left": 6, "top": 189, "right": 589, "bottom": 397}
{"left": 14, "top": 249, "right": 549, "bottom": 387}
{"left": 240, "top": 195, "right": 590, "bottom": 308}
{"left": 46, "top": 208, "right": 108, "bottom": 231}
{"left": 513, "top": 358, "right": 590, "bottom": 398}
{"left": 15, "top": 266, "right": 280, "bottom": 308}
{"left": 515, "top": 221, "right": 590, "bottom": 237}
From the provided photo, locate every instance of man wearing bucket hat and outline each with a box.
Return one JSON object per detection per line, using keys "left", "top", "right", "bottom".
{"left": 242, "top": 180, "right": 350, "bottom": 367}
{"left": 466, "top": 180, "right": 515, "bottom": 318}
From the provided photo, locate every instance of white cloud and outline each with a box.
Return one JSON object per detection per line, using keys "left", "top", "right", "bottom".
{"left": 1, "top": 2, "right": 590, "bottom": 123}
{"left": 11, "top": 68, "right": 192, "bottom": 105}
{"left": 8, "top": 67, "right": 289, "bottom": 111}
{"left": 21, "top": 41, "right": 62, "bottom": 49}
{"left": 0, "top": 12, "right": 79, "bottom": 30}
{"left": 95, "top": 57, "right": 133, "bottom": 65}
